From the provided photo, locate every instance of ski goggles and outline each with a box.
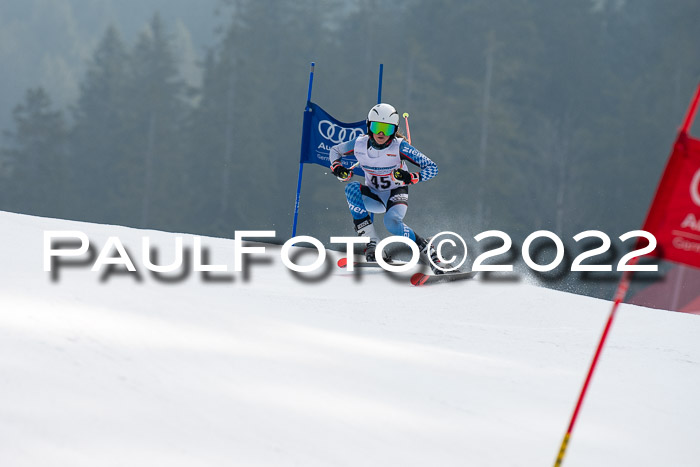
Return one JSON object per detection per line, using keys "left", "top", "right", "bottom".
{"left": 369, "top": 121, "right": 397, "bottom": 136}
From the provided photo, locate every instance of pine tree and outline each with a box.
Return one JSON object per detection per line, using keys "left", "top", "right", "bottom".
{"left": 69, "top": 25, "right": 130, "bottom": 224}
{"left": 187, "top": 0, "right": 340, "bottom": 235}
{"left": 1, "top": 87, "right": 68, "bottom": 217}
{"left": 183, "top": 49, "right": 230, "bottom": 233}
{"left": 123, "top": 13, "right": 190, "bottom": 230}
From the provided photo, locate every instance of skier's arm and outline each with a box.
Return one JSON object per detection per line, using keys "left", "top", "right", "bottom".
{"left": 329, "top": 140, "right": 356, "bottom": 169}
{"left": 397, "top": 140, "right": 439, "bottom": 184}
{"left": 329, "top": 139, "right": 356, "bottom": 181}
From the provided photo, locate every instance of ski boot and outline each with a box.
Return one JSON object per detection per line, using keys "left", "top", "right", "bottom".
{"left": 354, "top": 216, "right": 389, "bottom": 263}
{"left": 417, "top": 236, "right": 446, "bottom": 275}
{"left": 364, "top": 240, "right": 391, "bottom": 263}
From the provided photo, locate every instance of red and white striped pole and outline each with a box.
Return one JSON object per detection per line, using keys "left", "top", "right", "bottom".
{"left": 403, "top": 112, "right": 412, "bottom": 144}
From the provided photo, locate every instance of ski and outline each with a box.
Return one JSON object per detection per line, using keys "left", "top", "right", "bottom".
{"left": 410, "top": 270, "right": 476, "bottom": 286}
{"left": 336, "top": 257, "right": 406, "bottom": 268}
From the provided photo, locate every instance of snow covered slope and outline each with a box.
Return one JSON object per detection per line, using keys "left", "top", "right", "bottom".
{"left": 1, "top": 211, "right": 699, "bottom": 467}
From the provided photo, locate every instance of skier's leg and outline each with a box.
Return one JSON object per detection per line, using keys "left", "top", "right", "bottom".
{"left": 383, "top": 187, "right": 416, "bottom": 240}
{"left": 384, "top": 187, "right": 444, "bottom": 273}
{"left": 384, "top": 204, "right": 417, "bottom": 240}
{"left": 344, "top": 182, "right": 389, "bottom": 261}
{"left": 345, "top": 182, "right": 375, "bottom": 237}
{"left": 359, "top": 184, "right": 388, "bottom": 214}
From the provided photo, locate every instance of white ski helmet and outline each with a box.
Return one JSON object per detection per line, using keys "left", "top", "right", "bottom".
{"left": 367, "top": 103, "right": 399, "bottom": 126}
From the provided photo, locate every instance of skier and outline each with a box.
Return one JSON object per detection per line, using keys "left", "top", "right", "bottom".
{"left": 329, "top": 103, "right": 445, "bottom": 274}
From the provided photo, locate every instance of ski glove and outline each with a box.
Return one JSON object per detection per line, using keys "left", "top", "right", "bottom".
{"left": 392, "top": 168, "right": 419, "bottom": 185}
{"left": 331, "top": 161, "right": 352, "bottom": 182}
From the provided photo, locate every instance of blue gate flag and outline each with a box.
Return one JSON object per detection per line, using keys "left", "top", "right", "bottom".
{"left": 299, "top": 102, "right": 367, "bottom": 177}
{"left": 293, "top": 63, "right": 386, "bottom": 237}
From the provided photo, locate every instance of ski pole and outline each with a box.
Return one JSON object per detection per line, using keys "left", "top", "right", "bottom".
{"left": 403, "top": 112, "right": 412, "bottom": 144}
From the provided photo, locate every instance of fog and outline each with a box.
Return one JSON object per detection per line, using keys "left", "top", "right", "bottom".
{"left": 1, "top": 0, "right": 698, "bottom": 299}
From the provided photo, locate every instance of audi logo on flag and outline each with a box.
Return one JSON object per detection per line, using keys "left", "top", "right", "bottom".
{"left": 318, "top": 120, "right": 364, "bottom": 144}
{"left": 692, "top": 168, "right": 700, "bottom": 207}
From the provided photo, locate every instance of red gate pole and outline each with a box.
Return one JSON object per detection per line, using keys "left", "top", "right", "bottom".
{"left": 553, "top": 265, "right": 634, "bottom": 466}
{"left": 680, "top": 82, "right": 700, "bottom": 134}
{"left": 555, "top": 82, "right": 700, "bottom": 467}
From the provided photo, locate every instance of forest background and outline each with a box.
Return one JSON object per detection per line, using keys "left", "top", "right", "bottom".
{"left": 1, "top": 0, "right": 698, "bottom": 298}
